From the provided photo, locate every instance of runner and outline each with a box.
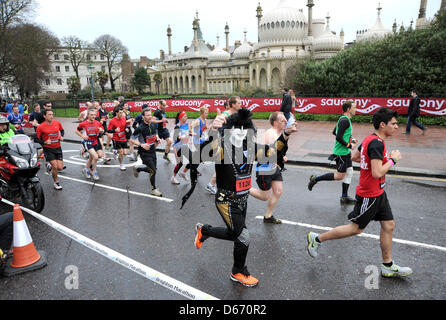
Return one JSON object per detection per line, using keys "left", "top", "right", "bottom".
{"left": 308, "top": 101, "right": 358, "bottom": 204}
{"left": 307, "top": 107, "right": 413, "bottom": 278}
{"left": 36, "top": 109, "right": 65, "bottom": 190}
{"left": 122, "top": 102, "right": 137, "bottom": 161}
{"left": 250, "top": 111, "right": 298, "bottom": 224}
{"left": 107, "top": 106, "right": 130, "bottom": 171}
{"left": 130, "top": 109, "right": 163, "bottom": 197}
{"left": 190, "top": 106, "right": 209, "bottom": 178}
{"left": 7, "top": 105, "right": 27, "bottom": 134}
{"left": 75, "top": 109, "right": 105, "bottom": 181}
{"left": 189, "top": 106, "right": 297, "bottom": 288}
{"left": 205, "top": 100, "right": 230, "bottom": 195}
{"left": 153, "top": 100, "right": 173, "bottom": 162}
{"left": 171, "top": 111, "right": 193, "bottom": 185}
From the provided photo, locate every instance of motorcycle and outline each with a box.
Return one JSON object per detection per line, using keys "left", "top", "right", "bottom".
{"left": 0, "top": 135, "right": 45, "bottom": 213}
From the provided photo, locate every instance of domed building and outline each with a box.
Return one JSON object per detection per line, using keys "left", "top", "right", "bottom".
{"left": 148, "top": 0, "right": 348, "bottom": 95}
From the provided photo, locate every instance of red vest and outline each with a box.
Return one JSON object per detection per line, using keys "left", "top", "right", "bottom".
{"left": 356, "top": 134, "right": 389, "bottom": 198}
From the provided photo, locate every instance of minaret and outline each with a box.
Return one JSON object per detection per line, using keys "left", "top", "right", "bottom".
{"left": 392, "top": 19, "right": 397, "bottom": 33}
{"left": 340, "top": 28, "right": 345, "bottom": 47}
{"left": 416, "top": 0, "right": 429, "bottom": 29}
{"left": 225, "top": 23, "right": 230, "bottom": 52}
{"left": 256, "top": 3, "right": 263, "bottom": 42}
{"left": 307, "top": 0, "right": 314, "bottom": 37}
{"left": 193, "top": 11, "right": 199, "bottom": 52}
{"left": 167, "top": 25, "right": 172, "bottom": 56}
{"left": 441, "top": 0, "right": 446, "bottom": 11}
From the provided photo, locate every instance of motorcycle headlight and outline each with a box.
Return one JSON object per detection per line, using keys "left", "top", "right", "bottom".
{"left": 11, "top": 155, "right": 29, "bottom": 169}
{"left": 30, "top": 153, "right": 38, "bottom": 167}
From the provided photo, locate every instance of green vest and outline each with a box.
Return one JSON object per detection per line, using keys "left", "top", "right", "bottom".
{"left": 0, "top": 127, "right": 15, "bottom": 145}
{"left": 333, "top": 115, "right": 352, "bottom": 156}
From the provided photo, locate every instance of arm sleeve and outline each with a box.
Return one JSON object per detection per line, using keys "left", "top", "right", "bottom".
{"left": 367, "top": 139, "right": 384, "bottom": 160}
{"left": 335, "top": 118, "right": 351, "bottom": 147}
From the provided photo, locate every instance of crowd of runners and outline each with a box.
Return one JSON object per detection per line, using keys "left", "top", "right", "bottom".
{"left": 0, "top": 95, "right": 413, "bottom": 288}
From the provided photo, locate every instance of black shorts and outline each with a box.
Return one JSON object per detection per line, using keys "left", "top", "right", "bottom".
{"left": 256, "top": 168, "right": 283, "bottom": 191}
{"left": 348, "top": 191, "right": 394, "bottom": 230}
{"left": 43, "top": 147, "right": 63, "bottom": 162}
{"left": 333, "top": 154, "right": 352, "bottom": 173}
{"left": 113, "top": 140, "right": 129, "bottom": 150}
{"left": 158, "top": 129, "right": 170, "bottom": 140}
{"left": 82, "top": 140, "right": 101, "bottom": 152}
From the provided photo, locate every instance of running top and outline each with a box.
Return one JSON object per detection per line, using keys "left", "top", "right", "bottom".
{"left": 173, "top": 123, "right": 190, "bottom": 148}
{"left": 153, "top": 109, "right": 167, "bottom": 132}
{"left": 7, "top": 113, "right": 24, "bottom": 131}
{"left": 356, "top": 134, "right": 389, "bottom": 198}
{"left": 193, "top": 118, "right": 207, "bottom": 145}
{"left": 36, "top": 120, "right": 64, "bottom": 149}
{"left": 131, "top": 122, "right": 158, "bottom": 154}
{"left": 333, "top": 115, "right": 352, "bottom": 156}
{"left": 108, "top": 117, "right": 127, "bottom": 142}
{"left": 77, "top": 120, "right": 103, "bottom": 146}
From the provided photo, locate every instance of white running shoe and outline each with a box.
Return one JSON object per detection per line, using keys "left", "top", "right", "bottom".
{"left": 82, "top": 168, "right": 91, "bottom": 179}
{"left": 307, "top": 232, "right": 321, "bottom": 258}
{"left": 205, "top": 183, "right": 217, "bottom": 195}
{"left": 120, "top": 164, "right": 126, "bottom": 171}
{"left": 53, "top": 182, "right": 63, "bottom": 190}
{"left": 92, "top": 171, "right": 100, "bottom": 181}
{"left": 113, "top": 150, "right": 118, "bottom": 160}
{"left": 381, "top": 263, "right": 413, "bottom": 278}
{"left": 151, "top": 188, "right": 163, "bottom": 197}
{"left": 179, "top": 171, "right": 189, "bottom": 181}
{"left": 171, "top": 175, "right": 180, "bottom": 185}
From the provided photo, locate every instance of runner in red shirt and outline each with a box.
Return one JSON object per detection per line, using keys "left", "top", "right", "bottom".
{"left": 36, "top": 109, "right": 65, "bottom": 190}
{"left": 107, "top": 106, "right": 131, "bottom": 171}
{"left": 306, "top": 107, "right": 413, "bottom": 278}
{"left": 75, "top": 109, "right": 105, "bottom": 181}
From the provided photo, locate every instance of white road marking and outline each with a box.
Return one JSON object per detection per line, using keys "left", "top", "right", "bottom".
{"left": 52, "top": 173, "right": 174, "bottom": 203}
{"left": 255, "top": 216, "right": 446, "bottom": 252}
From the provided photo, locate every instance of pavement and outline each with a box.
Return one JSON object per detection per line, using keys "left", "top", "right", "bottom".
{"left": 55, "top": 117, "right": 446, "bottom": 178}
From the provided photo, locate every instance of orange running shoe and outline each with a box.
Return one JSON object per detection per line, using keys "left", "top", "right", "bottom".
{"left": 230, "top": 273, "right": 259, "bottom": 287}
{"left": 195, "top": 223, "right": 204, "bottom": 250}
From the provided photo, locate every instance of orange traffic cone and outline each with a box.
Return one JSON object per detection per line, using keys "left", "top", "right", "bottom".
{"left": 2, "top": 204, "right": 47, "bottom": 277}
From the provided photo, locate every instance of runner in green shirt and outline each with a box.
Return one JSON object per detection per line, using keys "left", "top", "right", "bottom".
{"left": 307, "top": 101, "right": 358, "bottom": 204}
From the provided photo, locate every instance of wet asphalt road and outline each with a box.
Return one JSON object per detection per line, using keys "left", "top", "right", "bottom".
{"left": 1, "top": 142, "right": 445, "bottom": 300}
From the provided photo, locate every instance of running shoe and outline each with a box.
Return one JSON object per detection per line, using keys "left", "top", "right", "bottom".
{"left": 92, "top": 171, "right": 100, "bottom": 181}
{"left": 53, "top": 182, "right": 63, "bottom": 190}
{"left": 205, "top": 183, "right": 217, "bottom": 195}
{"left": 381, "top": 263, "right": 413, "bottom": 278}
{"left": 113, "top": 150, "right": 118, "bottom": 160}
{"left": 263, "top": 216, "right": 282, "bottom": 224}
{"left": 179, "top": 171, "right": 189, "bottom": 181}
{"left": 133, "top": 165, "right": 139, "bottom": 178}
{"left": 46, "top": 163, "right": 52, "bottom": 174}
{"left": 194, "top": 223, "right": 204, "bottom": 250}
{"left": 163, "top": 154, "right": 171, "bottom": 162}
{"left": 151, "top": 188, "right": 163, "bottom": 197}
{"left": 120, "top": 164, "right": 126, "bottom": 171}
{"left": 340, "top": 196, "right": 357, "bottom": 205}
{"left": 82, "top": 168, "right": 91, "bottom": 179}
{"left": 307, "top": 232, "right": 321, "bottom": 258}
{"left": 103, "top": 158, "right": 112, "bottom": 164}
{"left": 308, "top": 175, "right": 318, "bottom": 191}
{"left": 171, "top": 175, "right": 180, "bottom": 185}
{"left": 230, "top": 272, "right": 259, "bottom": 287}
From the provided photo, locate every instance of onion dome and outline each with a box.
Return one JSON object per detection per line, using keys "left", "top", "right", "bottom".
{"left": 361, "top": 5, "right": 392, "bottom": 42}
{"left": 313, "top": 14, "right": 343, "bottom": 59}
{"left": 208, "top": 36, "right": 230, "bottom": 62}
{"left": 232, "top": 31, "right": 253, "bottom": 60}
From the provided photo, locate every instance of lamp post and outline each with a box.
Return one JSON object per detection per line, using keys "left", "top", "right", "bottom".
{"left": 88, "top": 64, "right": 95, "bottom": 102}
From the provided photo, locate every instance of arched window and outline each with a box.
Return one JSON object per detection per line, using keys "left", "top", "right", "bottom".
{"left": 281, "top": 21, "right": 285, "bottom": 28}
{"left": 267, "top": 22, "right": 270, "bottom": 29}
{"left": 291, "top": 21, "right": 295, "bottom": 28}
{"left": 286, "top": 21, "right": 290, "bottom": 28}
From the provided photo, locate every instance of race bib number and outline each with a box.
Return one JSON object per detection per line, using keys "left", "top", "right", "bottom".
{"left": 236, "top": 176, "right": 252, "bottom": 193}
{"left": 146, "top": 135, "right": 157, "bottom": 146}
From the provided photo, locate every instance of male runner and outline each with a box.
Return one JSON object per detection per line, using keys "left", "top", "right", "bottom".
{"left": 76, "top": 109, "right": 105, "bottom": 181}
{"left": 308, "top": 100, "right": 358, "bottom": 204}
{"left": 153, "top": 100, "right": 173, "bottom": 161}
{"left": 190, "top": 107, "right": 297, "bottom": 287}
{"left": 130, "top": 109, "right": 163, "bottom": 197}
{"left": 107, "top": 107, "right": 130, "bottom": 171}
{"left": 307, "top": 107, "right": 413, "bottom": 278}
{"left": 36, "top": 109, "right": 65, "bottom": 190}
{"left": 251, "top": 111, "right": 297, "bottom": 224}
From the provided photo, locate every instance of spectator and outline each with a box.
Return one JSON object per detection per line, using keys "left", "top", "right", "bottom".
{"left": 403, "top": 90, "right": 427, "bottom": 135}
{"left": 280, "top": 88, "right": 292, "bottom": 121}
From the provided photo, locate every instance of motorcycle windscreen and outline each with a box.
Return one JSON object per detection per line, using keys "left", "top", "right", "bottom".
{"left": 8, "top": 135, "right": 33, "bottom": 155}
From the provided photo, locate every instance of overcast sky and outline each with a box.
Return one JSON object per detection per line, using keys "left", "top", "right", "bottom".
{"left": 34, "top": 0, "right": 442, "bottom": 59}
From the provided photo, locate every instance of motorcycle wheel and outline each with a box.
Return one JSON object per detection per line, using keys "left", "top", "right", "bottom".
{"left": 21, "top": 182, "right": 45, "bottom": 213}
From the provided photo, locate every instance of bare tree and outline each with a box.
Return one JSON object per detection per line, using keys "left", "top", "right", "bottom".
{"left": 8, "top": 23, "right": 59, "bottom": 97}
{"left": 61, "top": 35, "right": 90, "bottom": 79}
{"left": 93, "top": 34, "right": 128, "bottom": 92}
{"left": 0, "top": 0, "right": 36, "bottom": 80}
